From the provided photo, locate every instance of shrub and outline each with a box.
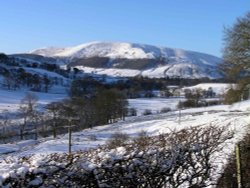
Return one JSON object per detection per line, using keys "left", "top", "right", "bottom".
{"left": 106, "top": 132, "right": 130, "bottom": 149}
{"left": 160, "top": 107, "right": 171, "bottom": 113}
{"left": 178, "top": 99, "right": 222, "bottom": 108}
{"left": 2, "top": 126, "right": 233, "bottom": 188}
{"left": 143, "top": 109, "right": 152, "bottom": 116}
{"left": 133, "top": 130, "right": 150, "bottom": 150}
{"left": 127, "top": 108, "right": 137, "bottom": 116}
{"left": 89, "top": 134, "right": 97, "bottom": 141}
{"left": 178, "top": 99, "right": 196, "bottom": 108}
{"left": 206, "top": 100, "right": 222, "bottom": 106}
{"left": 224, "top": 88, "right": 241, "bottom": 104}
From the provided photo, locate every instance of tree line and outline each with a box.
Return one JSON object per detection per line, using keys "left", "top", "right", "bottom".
{"left": 46, "top": 87, "right": 127, "bottom": 138}
{"left": 0, "top": 54, "right": 67, "bottom": 92}
{"left": 0, "top": 85, "right": 128, "bottom": 142}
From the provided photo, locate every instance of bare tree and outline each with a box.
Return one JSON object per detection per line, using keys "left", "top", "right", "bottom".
{"left": 0, "top": 110, "right": 12, "bottom": 142}
{"left": 18, "top": 92, "right": 38, "bottom": 140}
{"left": 46, "top": 102, "right": 63, "bottom": 138}
{"left": 3, "top": 75, "right": 15, "bottom": 90}
{"left": 220, "top": 12, "right": 250, "bottom": 102}
{"left": 221, "top": 12, "right": 250, "bottom": 80}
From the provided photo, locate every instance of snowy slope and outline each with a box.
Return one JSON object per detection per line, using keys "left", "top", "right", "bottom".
{"left": 0, "top": 100, "right": 249, "bottom": 187}
{"left": 75, "top": 63, "right": 217, "bottom": 79}
{"left": 0, "top": 89, "right": 67, "bottom": 113}
{"left": 1, "top": 105, "right": 249, "bottom": 155}
{"left": 183, "top": 83, "right": 236, "bottom": 95}
{"left": 30, "top": 41, "right": 222, "bottom": 79}
{"left": 30, "top": 42, "right": 220, "bottom": 63}
{"left": 0, "top": 99, "right": 249, "bottom": 155}
{"left": 31, "top": 41, "right": 156, "bottom": 59}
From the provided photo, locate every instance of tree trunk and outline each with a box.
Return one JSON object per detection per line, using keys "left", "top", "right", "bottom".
{"left": 20, "top": 127, "right": 24, "bottom": 140}
{"left": 53, "top": 120, "right": 56, "bottom": 138}
{"left": 68, "top": 126, "right": 72, "bottom": 154}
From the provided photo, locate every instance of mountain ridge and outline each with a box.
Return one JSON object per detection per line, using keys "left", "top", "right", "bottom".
{"left": 28, "top": 41, "right": 222, "bottom": 79}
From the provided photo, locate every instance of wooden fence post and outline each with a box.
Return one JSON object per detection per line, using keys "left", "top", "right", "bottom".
{"left": 235, "top": 143, "right": 242, "bottom": 188}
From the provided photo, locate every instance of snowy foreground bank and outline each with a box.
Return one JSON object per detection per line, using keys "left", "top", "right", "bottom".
{"left": 0, "top": 100, "right": 249, "bottom": 187}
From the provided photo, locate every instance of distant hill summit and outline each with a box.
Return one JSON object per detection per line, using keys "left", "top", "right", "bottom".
{"left": 29, "top": 41, "right": 222, "bottom": 79}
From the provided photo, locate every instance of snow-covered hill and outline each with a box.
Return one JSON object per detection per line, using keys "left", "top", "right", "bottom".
{"left": 30, "top": 41, "right": 222, "bottom": 79}
{"left": 31, "top": 41, "right": 155, "bottom": 59}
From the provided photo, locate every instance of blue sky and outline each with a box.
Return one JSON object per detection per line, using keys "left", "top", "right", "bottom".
{"left": 0, "top": 0, "right": 249, "bottom": 57}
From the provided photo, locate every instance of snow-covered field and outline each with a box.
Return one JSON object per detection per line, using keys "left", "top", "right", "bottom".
{"left": 0, "top": 89, "right": 179, "bottom": 116}
{"left": 0, "top": 83, "right": 249, "bottom": 186}
{"left": 183, "top": 83, "right": 235, "bottom": 95}
{"left": 1, "top": 100, "right": 249, "bottom": 155}
{"left": 128, "top": 97, "right": 183, "bottom": 115}
{"left": 0, "top": 89, "right": 67, "bottom": 113}
{"left": 0, "top": 99, "right": 249, "bottom": 185}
